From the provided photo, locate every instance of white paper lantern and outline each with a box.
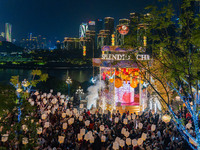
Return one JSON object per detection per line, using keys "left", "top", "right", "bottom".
{"left": 115, "top": 137, "right": 121, "bottom": 143}
{"left": 85, "top": 120, "right": 90, "bottom": 126}
{"left": 124, "top": 131, "right": 130, "bottom": 138}
{"left": 28, "top": 99, "right": 32, "bottom": 103}
{"left": 29, "top": 100, "right": 34, "bottom": 106}
{"left": 119, "top": 139, "right": 125, "bottom": 147}
{"left": 50, "top": 89, "right": 53, "bottom": 93}
{"left": 121, "top": 128, "right": 126, "bottom": 135}
{"left": 22, "top": 125, "right": 28, "bottom": 131}
{"left": 139, "top": 123, "right": 143, "bottom": 129}
{"left": 68, "top": 118, "right": 74, "bottom": 125}
{"left": 44, "top": 122, "right": 50, "bottom": 128}
{"left": 80, "top": 104, "right": 84, "bottom": 108}
{"left": 137, "top": 138, "right": 143, "bottom": 145}
{"left": 57, "top": 92, "right": 61, "bottom": 97}
{"left": 1, "top": 134, "right": 8, "bottom": 142}
{"left": 41, "top": 114, "right": 47, "bottom": 120}
{"left": 100, "top": 125, "right": 105, "bottom": 131}
{"left": 115, "top": 117, "right": 119, "bottom": 123}
{"left": 62, "top": 113, "right": 66, "bottom": 118}
{"left": 37, "top": 127, "right": 42, "bottom": 134}
{"left": 73, "top": 108, "right": 78, "bottom": 114}
{"left": 101, "top": 135, "right": 106, "bottom": 142}
{"left": 132, "top": 114, "right": 136, "bottom": 120}
{"left": 132, "top": 139, "right": 137, "bottom": 147}
{"left": 60, "top": 99, "right": 64, "bottom": 104}
{"left": 34, "top": 91, "right": 39, "bottom": 95}
{"left": 122, "top": 105, "right": 126, "bottom": 110}
{"left": 84, "top": 133, "right": 90, "bottom": 141}
{"left": 128, "top": 115, "right": 131, "bottom": 120}
{"left": 126, "top": 138, "right": 131, "bottom": 146}
{"left": 162, "top": 114, "right": 171, "bottom": 123}
{"left": 43, "top": 93, "right": 47, "bottom": 97}
{"left": 151, "top": 124, "right": 156, "bottom": 131}
{"left": 123, "top": 119, "right": 128, "bottom": 125}
{"left": 113, "top": 141, "right": 119, "bottom": 150}
{"left": 186, "top": 123, "right": 192, "bottom": 129}
{"left": 80, "top": 128, "right": 86, "bottom": 135}
{"left": 79, "top": 116, "right": 83, "bottom": 121}
{"left": 43, "top": 99, "right": 47, "bottom": 105}
{"left": 22, "top": 137, "right": 28, "bottom": 145}
{"left": 58, "top": 136, "right": 65, "bottom": 144}
{"left": 61, "top": 95, "right": 65, "bottom": 99}
{"left": 78, "top": 133, "right": 82, "bottom": 141}
{"left": 37, "top": 95, "right": 40, "bottom": 99}
{"left": 37, "top": 102, "right": 40, "bottom": 106}
{"left": 141, "top": 133, "right": 147, "bottom": 141}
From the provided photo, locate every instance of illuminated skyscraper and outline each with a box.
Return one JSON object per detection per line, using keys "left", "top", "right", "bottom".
{"left": 79, "top": 23, "right": 88, "bottom": 38}
{"left": 104, "top": 17, "right": 114, "bottom": 35}
{"left": 5, "top": 23, "right": 12, "bottom": 42}
{"left": 88, "top": 21, "right": 95, "bottom": 31}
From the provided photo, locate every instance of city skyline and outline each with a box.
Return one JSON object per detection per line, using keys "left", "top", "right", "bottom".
{"left": 0, "top": 0, "right": 156, "bottom": 41}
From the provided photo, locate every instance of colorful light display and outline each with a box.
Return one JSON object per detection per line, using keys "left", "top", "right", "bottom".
{"left": 5, "top": 23, "right": 12, "bottom": 42}
{"left": 117, "top": 25, "right": 129, "bottom": 35}
{"left": 83, "top": 46, "right": 86, "bottom": 56}
{"left": 79, "top": 23, "right": 88, "bottom": 38}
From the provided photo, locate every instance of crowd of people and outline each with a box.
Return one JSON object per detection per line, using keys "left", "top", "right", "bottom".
{"left": 1, "top": 91, "right": 193, "bottom": 150}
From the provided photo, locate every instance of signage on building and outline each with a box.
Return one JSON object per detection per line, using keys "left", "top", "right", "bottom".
{"left": 136, "top": 54, "right": 150, "bottom": 60}
{"left": 102, "top": 54, "right": 130, "bottom": 60}
{"left": 117, "top": 25, "right": 129, "bottom": 35}
{"left": 101, "top": 53, "right": 150, "bottom": 61}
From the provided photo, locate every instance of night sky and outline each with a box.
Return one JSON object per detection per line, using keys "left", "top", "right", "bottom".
{"left": 0, "top": 0, "right": 156, "bottom": 42}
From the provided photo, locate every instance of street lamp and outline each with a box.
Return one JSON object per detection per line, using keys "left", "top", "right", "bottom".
{"left": 76, "top": 86, "right": 84, "bottom": 100}
{"left": 66, "top": 77, "right": 72, "bottom": 97}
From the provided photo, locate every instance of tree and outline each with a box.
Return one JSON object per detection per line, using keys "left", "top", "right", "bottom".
{"left": 0, "top": 70, "right": 48, "bottom": 149}
{"left": 125, "top": 0, "right": 200, "bottom": 149}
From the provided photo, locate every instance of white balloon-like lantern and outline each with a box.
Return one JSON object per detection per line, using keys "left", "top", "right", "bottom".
{"left": 62, "top": 113, "right": 66, "bottom": 118}
{"left": 119, "top": 139, "right": 125, "bottom": 147}
{"left": 22, "top": 137, "right": 28, "bottom": 145}
{"left": 100, "top": 125, "right": 105, "bottom": 131}
{"left": 85, "top": 120, "right": 90, "bottom": 126}
{"left": 132, "top": 114, "right": 136, "bottom": 120}
{"left": 78, "top": 133, "right": 82, "bottom": 141}
{"left": 58, "top": 136, "right": 65, "bottom": 144}
{"left": 128, "top": 115, "right": 131, "bottom": 120}
{"left": 162, "top": 114, "right": 171, "bottom": 123}
{"left": 41, "top": 114, "right": 47, "bottom": 120}
{"left": 37, "top": 127, "right": 42, "bottom": 134}
{"left": 101, "top": 135, "right": 106, "bottom": 142}
{"left": 115, "top": 117, "right": 119, "bottom": 123}
{"left": 186, "top": 123, "right": 192, "bottom": 129}
{"left": 30, "top": 101, "right": 34, "bottom": 106}
{"left": 44, "top": 122, "right": 50, "bottom": 128}
{"left": 123, "top": 119, "right": 128, "bottom": 125}
{"left": 89, "top": 135, "right": 94, "bottom": 143}
{"left": 57, "top": 92, "right": 61, "bottom": 97}
{"left": 141, "top": 133, "right": 147, "bottom": 141}
{"left": 137, "top": 138, "right": 143, "bottom": 145}
{"left": 1, "top": 134, "right": 8, "bottom": 142}
{"left": 121, "top": 128, "right": 126, "bottom": 135}
{"left": 132, "top": 139, "right": 137, "bottom": 147}
{"left": 63, "top": 123, "right": 67, "bottom": 130}
{"left": 139, "top": 123, "right": 143, "bottom": 129}
{"left": 124, "top": 131, "right": 130, "bottom": 138}
{"left": 113, "top": 141, "right": 119, "bottom": 150}
{"left": 79, "top": 116, "right": 83, "bottom": 121}
{"left": 151, "top": 124, "right": 156, "bottom": 131}
{"left": 126, "top": 138, "right": 131, "bottom": 146}
{"left": 80, "top": 128, "right": 85, "bottom": 136}
{"left": 80, "top": 104, "right": 84, "bottom": 109}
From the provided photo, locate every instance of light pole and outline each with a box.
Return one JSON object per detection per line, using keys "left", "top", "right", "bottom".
{"left": 66, "top": 77, "right": 72, "bottom": 97}
{"left": 76, "top": 86, "right": 84, "bottom": 101}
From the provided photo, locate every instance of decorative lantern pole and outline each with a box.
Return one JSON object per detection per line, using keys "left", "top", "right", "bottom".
{"left": 76, "top": 86, "right": 84, "bottom": 101}
{"left": 66, "top": 77, "right": 72, "bottom": 97}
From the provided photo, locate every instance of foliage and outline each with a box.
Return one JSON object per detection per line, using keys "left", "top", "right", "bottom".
{"left": 125, "top": 0, "right": 200, "bottom": 149}
{"left": 0, "top": 70, "right": 48, "bottom": 149}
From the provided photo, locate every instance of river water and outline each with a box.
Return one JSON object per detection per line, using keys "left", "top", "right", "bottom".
{"left": 0, "top": 68, "right": 95, "bottom": 95}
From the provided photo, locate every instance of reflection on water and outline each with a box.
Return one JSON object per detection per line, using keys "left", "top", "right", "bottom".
{"left": 0, "top": 68, "right": 93, "bottom": 85}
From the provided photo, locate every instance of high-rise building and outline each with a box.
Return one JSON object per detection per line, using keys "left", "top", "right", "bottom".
{"left": 79, "top": 23, "right": 88, "bottom": 38}
{"left": 5, "top": 23, "right": 12, "bottom": 42}
{"left": 95, "top": 19, "right": 103, "bottom": 35}
{"left": 88, "top": 21, "right": 95, "bottom": 31}
{"left": 104, "top": 17, "right": 114, "bottom": 35}
{"left": 119, "top": 18, "right": 130, "bottom": 25}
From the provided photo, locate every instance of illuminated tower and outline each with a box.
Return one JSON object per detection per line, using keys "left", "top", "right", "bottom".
{"left": 79, "top": 23, "right": 88, "bottom": 38}
{"left": 104, "top": 17, "right": 114, "bottom": 35}
{"left": 88, "top": 21, "right": 95, "bottom": 31}
{"left": 5, "top": 23, "right": 12, "bottom": 42}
